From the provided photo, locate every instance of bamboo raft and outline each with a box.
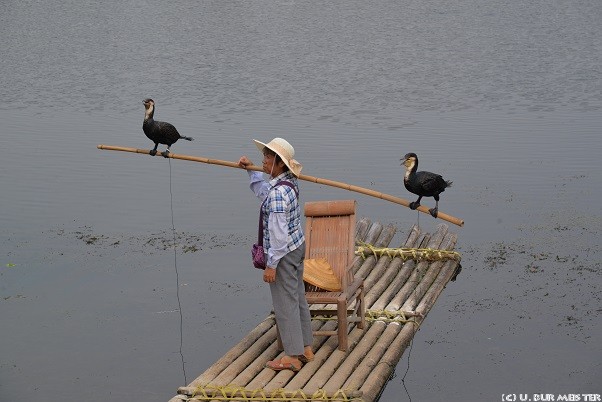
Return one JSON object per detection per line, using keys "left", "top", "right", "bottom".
{"left": 169, "top": 220, "right": 461, "bottom": 402}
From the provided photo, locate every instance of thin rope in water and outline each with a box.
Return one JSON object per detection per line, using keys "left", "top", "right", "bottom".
{"left": 169, "top": 158, "right": 187, "bottom": 385}
{"left": 401, "top": 333, "right": 414, "bottom": 402}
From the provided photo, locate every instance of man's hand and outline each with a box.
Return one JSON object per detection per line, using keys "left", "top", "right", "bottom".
{"left": 238, "top": 156, "right": 253, "bottom": 169}
{"left": 263, "top": 267, "right": 276, "bottom": 283}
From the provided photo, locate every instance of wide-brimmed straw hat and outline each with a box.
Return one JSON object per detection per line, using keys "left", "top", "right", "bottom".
{"left": 253, "top": 137, "right": 303, "bottom": 177}
{"left": 303, "top": 258, "right": 342, "bottom": 292}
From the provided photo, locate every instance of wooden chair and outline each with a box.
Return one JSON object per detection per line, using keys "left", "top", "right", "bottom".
{"left": 303, "top": 199, "right": 366, "bottom": 351}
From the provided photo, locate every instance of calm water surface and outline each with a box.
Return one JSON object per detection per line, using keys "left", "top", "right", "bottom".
{"left": 1, "top": 1, "right": 600, "bottom": 401}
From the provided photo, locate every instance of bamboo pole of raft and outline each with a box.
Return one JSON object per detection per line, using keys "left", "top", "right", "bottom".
{"left": 318, "top": 226, "right": 431, "bottom": 396}
{"left": 364, "top": 225, "right": 423, "bottom": 310}
{"left": 361, "top": 245, "right": 460, "bottom": 401}
{"left": 97, "top": 144, "right": 464, "bottom": 227}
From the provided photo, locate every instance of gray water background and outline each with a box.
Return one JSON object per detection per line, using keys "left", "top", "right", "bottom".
{"left": 1, "top": 0, "right": 601, "bottom": 400}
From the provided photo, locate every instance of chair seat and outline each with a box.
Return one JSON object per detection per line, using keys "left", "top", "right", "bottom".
{"left": 305, "top": 292, "right": 341, "bottom": 303}
{"left": 305, "top": 278, "right": 364, "bottom": 303}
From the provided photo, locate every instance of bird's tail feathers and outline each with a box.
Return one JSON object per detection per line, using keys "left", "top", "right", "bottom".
{"left": 446, "top": 180, "right": 453, "bottom": 188}
{"left": 181, "top": 136, "right": 194, "bottom": 141}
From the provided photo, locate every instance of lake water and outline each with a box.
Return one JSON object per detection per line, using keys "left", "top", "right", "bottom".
{"left": 1, "top": 0, "right": 600, "bottom": 401}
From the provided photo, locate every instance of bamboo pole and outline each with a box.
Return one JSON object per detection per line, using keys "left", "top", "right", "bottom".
{"left": 385, "top": 224, "right": 448, "bottom": 312}
{"left": 416, "top": 255, "right": 461, "bottom": 316}
{"left": 359, "top": 321, "right": 418, "bottom": 402}
{"left": 97, "top": 144, "right": 464, "bottom": 227}
{"left": 284, "top": 322, "right": 356, "bottom": 391}
{"left": 360, "top": 254, "right": 461, "bottom": 401}
{"left": 321, "top": 321, "right": 388, "bottom": 395}
{"left": 205, "top": 325, "right": 280, "bottom": 387}
{"left": 366, "top": 225, "right": 423, "bottom": 311}
{"left": 400, "top": 232, "right": 456, "bottom": 312}
{"left": 299, "top": 325, "right": 372, "bottom": 395}
{"left": 187, "top": 317, "right": 275, "bottom": 387}
{"left": 340, "top": 323, "right": 400, "bottom": 392}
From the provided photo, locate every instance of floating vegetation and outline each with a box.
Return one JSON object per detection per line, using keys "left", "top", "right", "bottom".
{"left": 54, "top": 225, "right": 251, "bottom": 255}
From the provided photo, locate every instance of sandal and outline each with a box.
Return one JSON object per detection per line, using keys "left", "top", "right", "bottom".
{"left": 298, "top": 353, "right": 314, "bottom": 363}
{"left": 266, "top": 359, "right": 302, "bottom": 372}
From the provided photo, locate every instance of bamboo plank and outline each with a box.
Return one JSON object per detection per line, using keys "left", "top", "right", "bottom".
{"left": 360, "top": 240, "right": 461, "bottom": 401}
{"left": 204, "top": 326, "right": 280, "bottom": 387}
{"left": 366, "top": 258, "right": 410, "bottom": 311}
{"left": 368, "top": 228, "right": 423, "bottom": 312}
{"left": 361, "top": 274, "right": 460, "bottom": 400}
{"left": 363, "top": 224, "right": 422, "bottom": 309}
{"left": 282, "top": 320, "right": 339, "bottom": 390}
{"left": 188, "top": 317, "right": 274, "bottom": 387}
{"left": 354, "top": 225, "right": 396, "bottom": 280}
{"left": 320, "top": 321, "right": 388, "bottom": 394}
{"left": 355, "top": 218, "right": 370, "bottom": 243}
{"left": 264, "top": 323, "right": 366, "bottom": 394}
{"left": 416, "top": 243, "right": 460, "bottom": 315}
{"left": 363, "top": 222, "right": 384, "bottom": 246}
{"left": 359, "top": 321, "right": 419, "bottom": 402}
{"left": 229, "top": 320, "right": 324, "bottom": 388}
{"left": 400, "top": 232, "right": 456, "bottom": 312}
{"left": 299, "top": 324, "right": 380, "bottom": 395}
{"left": 340, "top": 322, "right": 402, "bottom": 392}
{"left": 384, "top": 225, "right": 448, "bottom": 312}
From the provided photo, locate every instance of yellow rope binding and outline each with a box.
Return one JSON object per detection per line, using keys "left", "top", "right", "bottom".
{"left": 310, "top": 309, "right": 422, "bottom": 325}
{"left": 355, "top": 242, "right": 461, "bottom": 262}
{"left": 184, "top": 384, "right": 363, "bottom": 401}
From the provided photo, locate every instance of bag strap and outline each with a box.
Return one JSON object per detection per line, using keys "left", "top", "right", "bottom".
{"left": 257, "top": 180, "right": 299, "bottom": 246}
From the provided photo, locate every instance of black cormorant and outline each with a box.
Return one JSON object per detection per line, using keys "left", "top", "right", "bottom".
{"left": 142, "top": 98, "right": 193, "bottom": 157}
{"left": 401, "top": 152, "right": 452, "bottom": 218}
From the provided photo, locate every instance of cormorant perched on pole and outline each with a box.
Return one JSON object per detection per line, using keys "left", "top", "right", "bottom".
{"left": 142, "top": 98, "right": 193, "bottom": 157}
{"left": 401, "top": 152, "right": 452, "bottom": 218}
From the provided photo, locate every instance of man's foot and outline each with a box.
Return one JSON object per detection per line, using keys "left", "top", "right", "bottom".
{"left": 266, "top": 356, "right": 302, "bottom": 372}
{"left": 299, "top": 346, "right": 314, "bottom": 363}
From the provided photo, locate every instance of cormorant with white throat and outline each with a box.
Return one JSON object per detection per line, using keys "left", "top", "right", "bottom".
{"left": 142, "top": 98, "right": 193, "bottom": 157}
{"left": 401, "top": 152, "right": 452, "bottom": 218}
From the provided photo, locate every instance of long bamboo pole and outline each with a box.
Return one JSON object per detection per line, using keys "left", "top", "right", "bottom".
{"left": 97, "top": 144, "right": 464, "bottom": 227}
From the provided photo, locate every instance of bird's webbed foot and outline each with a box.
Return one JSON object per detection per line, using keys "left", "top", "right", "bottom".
{"left": 149, "top": 149, "right": 157, "bottom": 156}
{"left": 428, "top": 207, "right": 439, "bottom": 218}
{"left": 409, "top": 201, "right": 420, "bottom": 210}
{"left": 161, "top": 150, "right": 171, "bottom": 158}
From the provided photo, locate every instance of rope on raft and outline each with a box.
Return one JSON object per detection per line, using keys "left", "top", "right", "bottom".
{"left": 180, "top": 385, "right": 363, "bottom": 401}
{"left": 310, "top": 309, "right": 422, "bottom": 325}
{"left": 355, "top": 242, "right": 462, "bottom": 262}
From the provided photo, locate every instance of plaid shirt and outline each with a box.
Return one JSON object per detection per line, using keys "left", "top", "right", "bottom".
{"left": 251, "top": 171, "right": 305, "bottom": 267}
{"left": 262, "top": 172, "right": 305, "bottom": 254}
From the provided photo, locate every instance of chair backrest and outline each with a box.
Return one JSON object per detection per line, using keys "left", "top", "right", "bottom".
{"left": 304, "top": 200, "right": 356, "bottom": 291}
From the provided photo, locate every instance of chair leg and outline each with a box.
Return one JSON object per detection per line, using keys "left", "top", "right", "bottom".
{"left": 337, "top": 299, "right": 348, "bottom": 351}
{"left": 357, "top": 287, "right": 366, "bottom": 330}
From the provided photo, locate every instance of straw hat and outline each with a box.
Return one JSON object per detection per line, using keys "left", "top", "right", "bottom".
{"left": 253, "top": 137, "right": 303, "bottom": 177}
{"left": 303, "top": 258, "right": 342, "bottom": 292}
